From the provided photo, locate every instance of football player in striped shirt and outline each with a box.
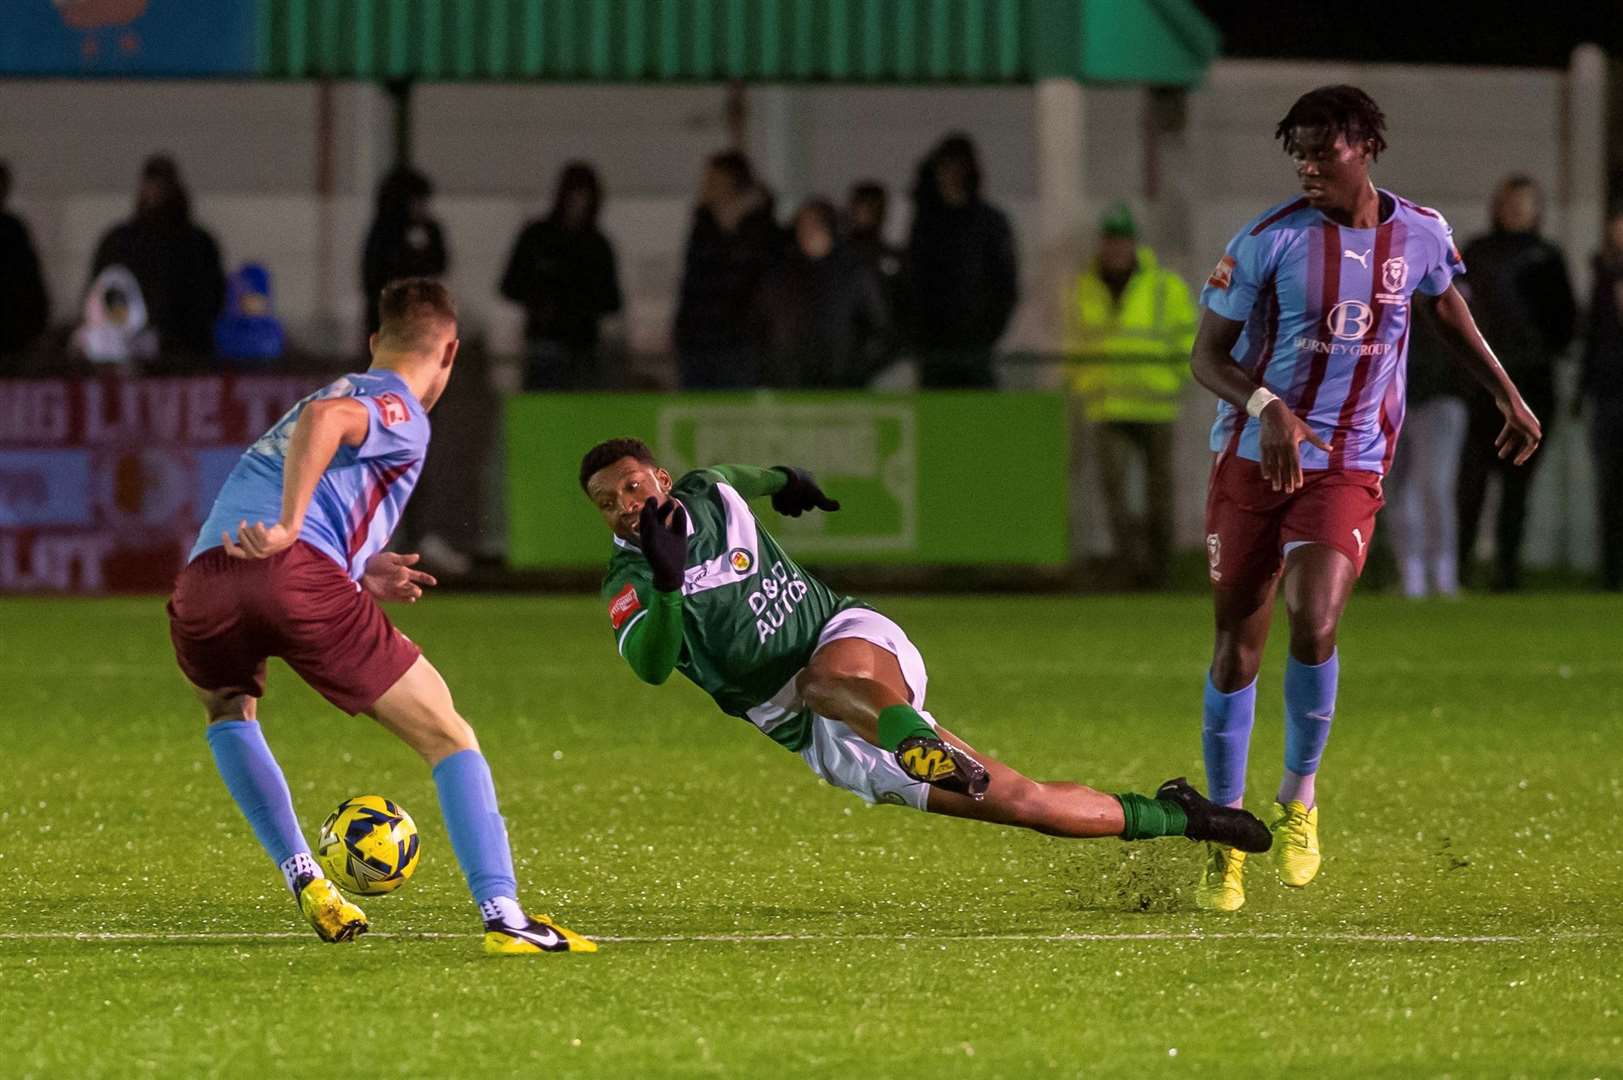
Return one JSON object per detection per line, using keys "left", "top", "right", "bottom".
{"left": 169, "top": 280, "right": 594, "bottom": 953}
{"left": 1189, "top": 86, "right": 1542, "bottom": 910}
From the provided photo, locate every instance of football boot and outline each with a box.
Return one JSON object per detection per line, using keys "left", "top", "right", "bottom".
{"left": 297, "top": 875, "right": 369, "bottom": 943}
{"left": 894, "top": 735, "right": 990, "bottom": 799}
{"left": 1268, "top": 801, "right": 1322, "bottom": 887}
{"left": 484, "top": 911, "right": 599, "bottom": 956}
{"left": 1195, "top": 844, "right": 1247, "bottom": 912}
{"left": 1155, "top": 777, "right": 1272, "bottom": 853}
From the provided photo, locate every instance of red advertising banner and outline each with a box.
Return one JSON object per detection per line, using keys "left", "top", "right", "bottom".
{"left": 0, "top": 375, "right": 322, "bottom": 592}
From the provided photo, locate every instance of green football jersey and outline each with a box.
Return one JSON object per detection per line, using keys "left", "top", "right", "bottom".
{"left": 602, "top": 467, "right": 858, "bottom": 749}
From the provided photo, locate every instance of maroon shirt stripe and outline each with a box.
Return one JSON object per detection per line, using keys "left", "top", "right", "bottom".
{"left": 1226, "top": 276, "right": 1280, "bottom": 454}
{"left": 1290, "top": 222, "right": 1342, "bottom": 419}
{"left": 1377, "top": 321, "right": 1411, "bottom": 473}
{"left": 346, "top": 460, "right": 414, "bottom": 561}
{"left": 1250, "top": 198, "right": 1311, "bottom": 236}
{"left": 1329, "top": 221, "right": 1396, "bottom": 469}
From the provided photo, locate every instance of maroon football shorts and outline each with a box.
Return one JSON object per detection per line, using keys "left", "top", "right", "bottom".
{"left": 167, "top": 541, "right": 422, "bottom": 715}
{"left": 1203, "top": 451, "right": 1384, "bottom": 592}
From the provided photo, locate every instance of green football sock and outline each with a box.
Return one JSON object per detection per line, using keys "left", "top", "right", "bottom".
{"left": 876, "top": 704, "right": 935, "bottom": 751}
{"left": 1114, "top": 792, "right": 1189, "bottom": 841}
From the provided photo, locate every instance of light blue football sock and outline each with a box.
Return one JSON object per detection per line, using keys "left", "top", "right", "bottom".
{"left": 1202, "top": 674, "right": 1257, "bottom": 807}
{"left": 206, "top": 719, "right": 310, "bottom": 870}
{"left": 432, "top": 749, "right": 519, "bottom": 906}
{"left": 1283, "top": 651, "right": 1338, "bottom": 802}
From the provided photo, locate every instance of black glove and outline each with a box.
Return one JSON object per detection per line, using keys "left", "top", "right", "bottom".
{"left": 637, "top": 497, "right": 688, "bottom": 592}
{"left": 770, "top": 466, "right": 841, "bottom": 518}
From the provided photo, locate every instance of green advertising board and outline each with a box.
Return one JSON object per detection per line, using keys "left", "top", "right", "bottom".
{"left": 507, "top": 392, "right": 1068, "bottom": 569}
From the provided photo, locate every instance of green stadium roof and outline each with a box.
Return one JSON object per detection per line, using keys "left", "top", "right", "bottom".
{"left": 255, "top": 0, "right": 1219, "bottom": 86}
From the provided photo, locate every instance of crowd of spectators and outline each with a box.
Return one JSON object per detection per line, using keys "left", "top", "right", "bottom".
{"left": 0, "top": 146, "right": 1619, "bottom": 589}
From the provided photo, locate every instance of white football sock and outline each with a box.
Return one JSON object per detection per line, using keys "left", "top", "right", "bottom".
{"left": 281, "top": 852, "right": 323, "bottom": 895}
{"left": 480, "top": 896, "right": 526, "bottom": 926}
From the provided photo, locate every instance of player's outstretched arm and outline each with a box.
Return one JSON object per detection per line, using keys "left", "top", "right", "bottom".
{"left": 1424, "top": 286, "right": 1542, "bottom": 465}
{"left": 704, "top": 464, "right": 840, "bottom": 516}
{"left": 1189, "top": 307, "right": 1327, "bottom": 494}
{"left": 223, "top": 397, "right": 369, "bottom": 559}
{"left": 704, "top": 464, "right": 788, "bottom": 500}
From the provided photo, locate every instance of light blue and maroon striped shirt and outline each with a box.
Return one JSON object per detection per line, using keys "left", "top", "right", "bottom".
{"left": 190, "top": 370, "right": 428, "bottom": 580}
{"left": 1200, "top": 190, "right": 1464, "bottom": 474}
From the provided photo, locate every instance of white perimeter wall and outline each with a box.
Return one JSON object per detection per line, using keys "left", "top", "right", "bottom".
{"left": 0, "top": 59, "right": 1599, "bottom": 566}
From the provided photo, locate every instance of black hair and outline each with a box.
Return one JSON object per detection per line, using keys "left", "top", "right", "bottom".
{"left": 706, "top": 150, "right": 755, "bottom": 193}
{"left": 375, "top": 165, "right": 433, "bottom": 223}
{"left": 911, "top": 131, "right": 984, "bottom": 210}
{"left": 1275, "top": 85, "right": 1388, "bottom": 161}
{"left": 849, "top": 180, "right": 886, "bottom": 206}
{"left": 0, "top": 159, "right": 11, "bottom": 205}
{"left": 137, "top": 152, "right": 191, "bottom": 222}
{"left": 549, "top": 160, "right": 603, "bottom": 228}
{"left": 579, "top": 437, "right": 657, "bottom": 493}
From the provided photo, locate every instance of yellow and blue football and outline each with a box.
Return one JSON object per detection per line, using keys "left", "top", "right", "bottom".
{"left": 316, "top": 795, "right": 421, "bottom": 896}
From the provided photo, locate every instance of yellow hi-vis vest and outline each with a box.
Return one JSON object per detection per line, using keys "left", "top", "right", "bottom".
{"left": 1065, "top": 246, "right": 1197, "bottom": 424}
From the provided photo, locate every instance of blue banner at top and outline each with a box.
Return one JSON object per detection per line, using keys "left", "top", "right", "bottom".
{"left": 0, "top": 1, "right": 255, "bottom": 76}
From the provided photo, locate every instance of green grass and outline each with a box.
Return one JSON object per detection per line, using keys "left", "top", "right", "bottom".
{"left": 2, "top": 593, "right": 1621, "bottom": 1078}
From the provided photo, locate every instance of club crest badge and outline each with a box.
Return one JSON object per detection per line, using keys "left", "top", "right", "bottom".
{"left": 1381, "top": 256, "right": 1409, "bottom": 293}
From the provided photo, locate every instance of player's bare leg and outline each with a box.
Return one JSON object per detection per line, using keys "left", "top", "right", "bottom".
{"left": 1280, "top": 543, "right": 1357, "bottom": 665}
{"left": 924, "top": 727, "right": 1124, "bottom": 837}
{"left": 368, "top": 656, "right": 597, "bottom": 954}
{"left": 797, "top": 639, "right": 1269, "bottom": 850}
{"left": 366, "top": 655, "right": 479, "bottom": 764}
{"left": 1267, "top": 544, "right": 1356, "bottom": 886}
{"left": 1210, "top": 575, "right": 1279, "bottom": 699}
{"left": 189, "top": 681, "right": 367, "bottom": 942}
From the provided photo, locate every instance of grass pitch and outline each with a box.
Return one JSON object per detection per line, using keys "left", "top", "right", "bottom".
{"left": 2, "top": 592, "right": 1621, "bottom": 1078}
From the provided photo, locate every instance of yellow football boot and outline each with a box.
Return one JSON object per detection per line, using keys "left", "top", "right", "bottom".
{"left": 484, "top": 912, "right": 598, "bottom": 955}
{"left": 298, "top": 877, "right": 369, "bottom": 943}
{"left": 1269, "top": 801, "right": 1321, "bottom": 887}
{"left": 1195, "top": 843, "right": 1247, "bottom": 912}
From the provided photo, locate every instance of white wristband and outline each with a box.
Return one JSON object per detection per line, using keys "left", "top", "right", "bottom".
{"left": 1245, "top": 387, "right": 1279, "bottom": 418}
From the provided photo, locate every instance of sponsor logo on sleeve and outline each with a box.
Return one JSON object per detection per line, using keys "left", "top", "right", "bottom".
{"left": 609, "top": 583, "right": 642, "bottom": 630}
{"left": 1207, "top": 254, "right": 1236, "bottom": 290}
{"left": 1206, "top": 532, "right": 1222, "bottom": 582}
{"left": 376, "top": 393, "right": 409, "bottom": 427}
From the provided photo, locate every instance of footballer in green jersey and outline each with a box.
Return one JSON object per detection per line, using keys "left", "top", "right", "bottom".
{"left": 581, "top": 438, "right": 1271, "bottom": 857}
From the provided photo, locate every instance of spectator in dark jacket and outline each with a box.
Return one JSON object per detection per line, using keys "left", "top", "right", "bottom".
{"left": 362, "top": 166, "right": 448, "bottom": 336}
{"left": 89, "top": 154, "right": 224, "bottom": 365}
{"left": 754, "top": 198, "right": 888, "bottom": 389}
{"left": 673, "top": 151, "right": 781, "bottom": 389}
{"left": 1581, "top": 205, "right": 1623, "bottom": 591}
{"left": 500, "top": 161, "right": 623, "bottom": 391}
{"left": 1455, "top": 176, "right": 1575, "bottom": 590}
{"left": 0, "top": 160, "right": 50, "bottom": 370}
{"left": 845, "top": 180, "right": 905, "bottom": 370}
{"left": 906, "top": 134, "right": 1019, "bottom": 388}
